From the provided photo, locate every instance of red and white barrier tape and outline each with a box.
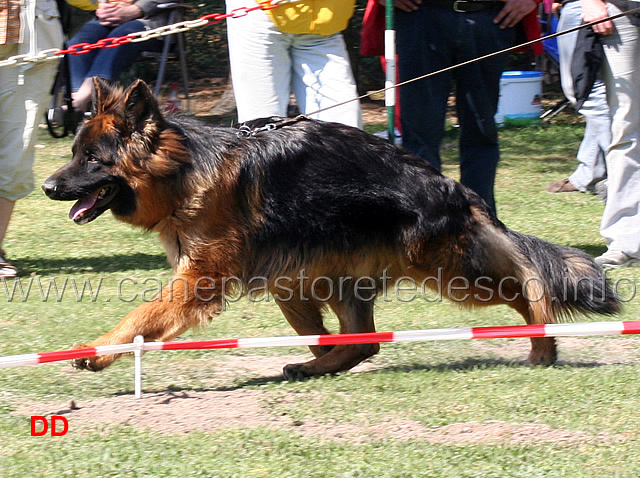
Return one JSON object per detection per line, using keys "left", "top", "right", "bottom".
{"left": 0, "top": 0, "right": 304, "bottom": 68}
{"left": 2, "top": 321, "right": 639, "bottom": 370}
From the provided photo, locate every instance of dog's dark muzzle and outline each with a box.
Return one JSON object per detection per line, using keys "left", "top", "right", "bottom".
{"left": 42, "top": 178, "right": 63, "bottom": 199}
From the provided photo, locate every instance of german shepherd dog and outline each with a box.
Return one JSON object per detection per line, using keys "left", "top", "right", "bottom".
{"left": 43, "top": 78, "right": 620, "bottom": 379}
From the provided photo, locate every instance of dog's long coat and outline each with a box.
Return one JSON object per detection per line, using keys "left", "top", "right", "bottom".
{"left": 42, "top": 79, "right": 620, "bottom": 378}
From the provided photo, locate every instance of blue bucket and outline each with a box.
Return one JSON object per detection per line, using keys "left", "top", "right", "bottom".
{"left": 495, "top": 71, "right": 543, "bottom": 127}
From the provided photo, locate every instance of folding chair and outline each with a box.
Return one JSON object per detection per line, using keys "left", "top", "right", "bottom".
{"left": 140, "top": 2, "right": 192, "bottom": 108}
{"left": 45, "top": 2, "right": 193, "bottom": 138}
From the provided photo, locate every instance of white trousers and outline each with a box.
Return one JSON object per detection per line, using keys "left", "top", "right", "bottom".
{"left": 598, "top": 3, "right": 640, "bottom": 256}
{"left": 225, "top": 0, "right": 362, "bottom": 128}
{"left": 0, "top": 0, "right": 62, "bottom": 201}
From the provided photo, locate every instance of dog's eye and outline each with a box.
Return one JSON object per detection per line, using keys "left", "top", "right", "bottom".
{"left": 87, "top": 155, "right": 99, "bottom": 163}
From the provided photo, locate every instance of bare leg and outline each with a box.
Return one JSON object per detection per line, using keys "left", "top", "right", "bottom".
{"left": 72, "top": 77, "right": 94, "bottom": 113}
{"left": 0, "top": 198, "right": 16, "bottom": 277}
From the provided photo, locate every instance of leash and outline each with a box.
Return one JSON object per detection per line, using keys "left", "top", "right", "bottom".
{"left": 307, "top": 6, "right": 640, "bottom": 119}
{"left": 235, "top": 115, "right": 308, "bottom": 137}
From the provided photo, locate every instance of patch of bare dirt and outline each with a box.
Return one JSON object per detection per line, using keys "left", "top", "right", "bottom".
{"left": 13, "top": 389, "right": 620, "bottom": 445}
{"left": 11, "top": 350, "right": 630, "bottom": 443}
{"left": 472, "top": 337, "right": 640, "bottom": 366}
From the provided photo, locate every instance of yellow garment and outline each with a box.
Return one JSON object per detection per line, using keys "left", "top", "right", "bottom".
{"left": 259, "top": 0, "right": 355, "bottom": 36}
{"left": 65, "top": 0, "right": 98, "bottom": 11}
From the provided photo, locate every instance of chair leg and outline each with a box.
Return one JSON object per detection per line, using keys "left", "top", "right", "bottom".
{"left": 154, "top": 11, "right": 176, "bottom": 98}
{"left": 154, "top": 38, "right": 173, "bottom": 98}
{"left": 177, "top": 32, "right": 189, "bottom": 111}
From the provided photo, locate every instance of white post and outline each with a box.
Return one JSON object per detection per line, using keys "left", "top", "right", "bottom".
{"left": 133, "top": 335, "right": 144, "bottom": 399}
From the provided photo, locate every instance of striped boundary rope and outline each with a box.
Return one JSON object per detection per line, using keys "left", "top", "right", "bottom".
{"left": 0, "top": 0, "right": 303, "bottom": 67}
{"left": 2, "top": 321, "right": 639, "bottom": 369}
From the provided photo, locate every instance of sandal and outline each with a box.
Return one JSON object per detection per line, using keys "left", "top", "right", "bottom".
{"left": 0, "top": 249, "right": 17, "bottom": 278}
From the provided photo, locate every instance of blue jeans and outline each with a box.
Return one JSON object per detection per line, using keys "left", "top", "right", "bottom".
{"left": 396, "top": 4, "right": 515, "bottom": 213}
{"left": 68, "top": 20, "right": 162, "bottom": 91}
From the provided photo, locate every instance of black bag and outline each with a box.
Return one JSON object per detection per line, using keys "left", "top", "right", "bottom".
{"left": 570, "top": 24, "right": 604, "bottom": 111}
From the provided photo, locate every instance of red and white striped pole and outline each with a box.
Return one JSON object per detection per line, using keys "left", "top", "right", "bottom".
{"left": 3, "top": 321, "right": 639, "bottom": 398}
{"left": 2, "top": 321, "right": 639, "bottom": 369}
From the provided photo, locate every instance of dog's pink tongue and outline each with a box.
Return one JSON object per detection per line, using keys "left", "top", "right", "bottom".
{"left": 69, "top": 190, "right": 100, "bottom": 220}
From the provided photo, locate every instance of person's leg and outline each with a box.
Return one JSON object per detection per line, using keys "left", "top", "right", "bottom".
{"left": 455, "top": 8, "right": 514, "bottom": 213}
{"left": 67, "top": 20, "right": 112, "bottom": 92}
{"left": 72, "top": 21, "right": 160, "bottom": 111}
{"left": 0, "top": 197, "right": 16, "bottom": 275}
{"left": 557, "top": 1, "right": 581, "bottom": 104}
{"left": 569, "top": 79, "right": 611, "bottom": 191}
{"left": 290, "top": 33, "right": 362, "bottom": 128}
{"left": 554, "top": 1, "right": 610, "bottom": 192}
{"left": 225, "top": 0, "right": 292, "bottom": 121}
{"left": 597, "top": 6, "right": 640, "bottom": 265}
{"left": 395, "top": 4, "right": 453, "bottom": 172}
{"left": 0, "top": 44, "right": 23, "bottom": 273}
{"left": 0, "top": 41, "right": 58, "bottom": 275}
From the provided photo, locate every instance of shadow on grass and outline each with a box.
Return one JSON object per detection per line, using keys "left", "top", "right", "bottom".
{"left": 124, "top": 357, "right": 618, "bottom": 397}
{"left": 369, "top": 357, "right": 613, "bottom": 374}
{"left": 13, "top": 253, "right": 168, "bottom": 275}
{"left": 506, "top": 154, "right": 574, "bottom": 171}
{"left": 572, "top": 244, "right": 608, "bottom": 258}
{"left": 11, "top": 244, "right": 608, "bottom": 276}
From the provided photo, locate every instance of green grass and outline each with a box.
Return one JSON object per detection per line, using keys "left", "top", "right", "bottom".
{"left": 1, "top": 119, "right": 640, "bottom": 477}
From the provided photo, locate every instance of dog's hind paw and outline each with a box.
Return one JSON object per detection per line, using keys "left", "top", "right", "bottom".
{"left": 527, "top": 339, "right": 558, "bottom": 367}
{"left": 283, "top": 363, "right": 314, "bottom": 381}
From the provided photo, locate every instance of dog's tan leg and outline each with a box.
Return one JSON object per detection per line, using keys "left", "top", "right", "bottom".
{"left": 73, "top": 274, "right": 222, "bottom": 371}
{"left": 282, "top": 293, "right": 378, "bottom": 380}
{"left": 512, "top": 297, "right": 557, "bottom": 366}
{"left": 276, "top": 299, "right": 334, "bottom": 358}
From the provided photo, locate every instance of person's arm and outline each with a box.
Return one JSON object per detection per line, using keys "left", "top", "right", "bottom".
{"left": 493, "top": 0, "right": 538, "bottom": 29}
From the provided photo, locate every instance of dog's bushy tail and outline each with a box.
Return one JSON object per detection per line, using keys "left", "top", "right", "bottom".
{"left": 506, "top": 230, "right": 621, "bottom": 322}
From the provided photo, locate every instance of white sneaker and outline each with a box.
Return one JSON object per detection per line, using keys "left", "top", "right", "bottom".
{"left": 0, "top": 249, "right": 16, "bottom": 278}
{"left": 595, "top": 250, "right": 640, "bottom": 269}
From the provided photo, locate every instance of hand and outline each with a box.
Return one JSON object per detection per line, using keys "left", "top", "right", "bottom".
{"left": 580, "top": 0, "right": 614, "bottom": 35}
{"left": 96, "top": 2, "right": 143, "bottom": 27}
{"left": 376, "top": 0, "right": 423, "bottom": 13}
{"left": 493, "top": 0, "right": 537, "bottom": 29}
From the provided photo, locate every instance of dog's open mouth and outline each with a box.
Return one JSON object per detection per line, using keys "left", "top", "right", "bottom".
{"left": 69, "top": 185, "right": 119, "bottom": 224}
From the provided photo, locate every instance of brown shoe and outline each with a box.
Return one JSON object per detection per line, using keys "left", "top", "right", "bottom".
{"left": 546, "top": 178, "right": 579, "bottom": 193}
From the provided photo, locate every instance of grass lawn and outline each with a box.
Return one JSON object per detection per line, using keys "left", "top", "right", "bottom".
{"left": 1, "top": 112, "right": 639, "bottom": 478}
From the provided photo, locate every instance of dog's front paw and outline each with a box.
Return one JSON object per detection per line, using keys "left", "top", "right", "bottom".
{"left": 70, "top": 343, "right": 113, "bottom": 372}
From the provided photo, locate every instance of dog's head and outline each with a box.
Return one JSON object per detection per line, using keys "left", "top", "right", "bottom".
{"left": 42, "top": 78, "right": 189, "bottom": 228}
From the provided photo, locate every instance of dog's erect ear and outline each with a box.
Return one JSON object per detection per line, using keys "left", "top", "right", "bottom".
{"left": 92, "top": 77, "right": 116, "bottom": 115}
{"left": 121, "top": 79, "right": 164, "bottom": 134}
